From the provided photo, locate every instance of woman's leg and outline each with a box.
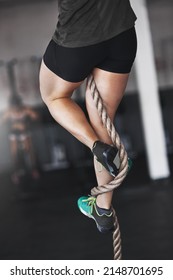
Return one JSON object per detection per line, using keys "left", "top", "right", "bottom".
{"left": 85, "top": 68, "right": 129, "bottom": 209}
{"left": 39, "top": 61, "right": 99, "bottom": 149}
{"left": 22, "top": 136, "right": 40, "bottom": 179}
{"left": 10, "top": 138, "right": 20, "bottom": 184}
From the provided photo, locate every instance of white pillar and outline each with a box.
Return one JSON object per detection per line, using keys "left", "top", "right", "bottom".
{"left": 130, "top": 0, "right": 170, "bottom": 179}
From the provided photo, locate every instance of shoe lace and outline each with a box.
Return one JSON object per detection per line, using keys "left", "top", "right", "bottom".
{"left": 82, "top": 196, "right": 96, "bottom": 214}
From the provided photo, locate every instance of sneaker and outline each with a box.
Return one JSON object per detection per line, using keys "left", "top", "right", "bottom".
{"left": 77, "top": 196, "right": 115, "bottom": 233}
{"left": 92, "top": 141, "right": 120, "bottom": 177}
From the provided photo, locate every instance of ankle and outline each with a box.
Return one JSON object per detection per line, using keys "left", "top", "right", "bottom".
{"left": 95, "top": 203, "right": 112, "bottom": 215}
{"left": 96, "top": 199, "right": 111, "bottom": 211}
{"left": 88, "top": 139, "right": 99, "bottom": 150}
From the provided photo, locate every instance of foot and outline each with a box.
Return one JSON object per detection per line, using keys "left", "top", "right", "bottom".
{"left": 77, "top": 196, "right": 115, "bottom": 233}
{"left": 92, "top": 141, "right": 120, "bottom": 177}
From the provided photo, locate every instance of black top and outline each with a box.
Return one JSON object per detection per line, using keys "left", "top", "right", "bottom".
{"left": 53, "top": 0, "right": 137, "bottom": 47}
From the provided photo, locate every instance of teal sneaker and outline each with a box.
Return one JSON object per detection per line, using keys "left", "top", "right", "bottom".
{"left": 77, "top": 196, "right": 115, "bottom": 233}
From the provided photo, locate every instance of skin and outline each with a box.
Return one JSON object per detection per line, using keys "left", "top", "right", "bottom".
{"left": 39, "top": 60, "right": 129, "bottom": 209}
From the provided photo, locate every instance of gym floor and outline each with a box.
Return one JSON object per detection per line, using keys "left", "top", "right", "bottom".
{"left": 0, "top": 154, "right": 173, "bottom": 260}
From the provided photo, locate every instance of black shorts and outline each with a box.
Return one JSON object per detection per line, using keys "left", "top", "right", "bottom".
{"left": 43, "top": 27, "right": 137, "bottom": 83}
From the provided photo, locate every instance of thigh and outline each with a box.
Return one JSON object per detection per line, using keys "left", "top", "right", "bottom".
{"left": 92, "top": 68, "right": 129, "bottom": 115}
{"left": 39, "top": 60, "right": 83, "bottom": 103}
{"left": 85, "top": 28, "right": 137, "bottom": 142}
{"left": 85, "top": 69, "right": 129, "bottom": 143}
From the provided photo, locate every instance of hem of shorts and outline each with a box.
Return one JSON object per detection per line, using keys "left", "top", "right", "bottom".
{"left": 95, "top": 65, "right": 132, "bottom": 74}
{"left": 43, "top": 56, "right": 132, "bottom": 81}
{"left": 43, "top": 56, "right": 85, "bottom": 83}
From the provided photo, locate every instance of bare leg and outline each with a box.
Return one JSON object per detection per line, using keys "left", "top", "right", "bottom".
{"left": 85, "top": 68, "right": 129, "bottom": 209}
{"left": 39, "top": 61, "right": 98, "bottom": 149}
{"left": 11, "top": 139, "right": 18, "bottom": 162}
{"left": 10, "top": 139, "right": 20, "bottom": 184}
{"left": 23, "top": 137, "right": 40, "bottom": 178}
{"left": 39, "top": 61, "right": 129, "bottom": 209}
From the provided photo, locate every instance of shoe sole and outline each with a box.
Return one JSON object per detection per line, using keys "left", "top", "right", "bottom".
{"left": 79, "top": 207, "right": 115, "bottom": 234}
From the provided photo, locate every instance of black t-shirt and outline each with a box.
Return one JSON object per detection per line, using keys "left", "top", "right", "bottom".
{"left": 53, "top": 0, "right": 137, "bottom": 47}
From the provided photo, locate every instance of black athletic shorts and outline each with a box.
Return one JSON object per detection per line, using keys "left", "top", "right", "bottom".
{"left": 43, "top": 27, "right": 137, "bottom": 83}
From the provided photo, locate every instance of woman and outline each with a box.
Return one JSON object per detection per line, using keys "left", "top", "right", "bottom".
{"left": 39, "top": 0, "right": 137, "bottom": 233}
{"left": 1, "top": 95, "right": 40, "bottom": 184}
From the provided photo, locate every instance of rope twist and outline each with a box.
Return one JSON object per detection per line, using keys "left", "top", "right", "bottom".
{"left": 87, "top": 74, "right": 129, "bottom": 260}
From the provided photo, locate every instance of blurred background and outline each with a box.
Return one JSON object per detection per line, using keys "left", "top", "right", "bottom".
{"left": 0, "top": 0, "right": 173, "bottom": 260}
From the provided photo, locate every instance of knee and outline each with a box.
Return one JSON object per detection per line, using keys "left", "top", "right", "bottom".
{"left": 39, "top": 76, "right": 73, "bottom": 107}
{"left": 39, "top": 77, "right": 55, "bottom": 106}
{"left": 39, "top": 79, "right": 66, "bottom": 107}
{"left": 39, "top": 86, "right": 57, "bottom": 107}
{"left": 39, "top": 62, "right": 60, "bottom": 106}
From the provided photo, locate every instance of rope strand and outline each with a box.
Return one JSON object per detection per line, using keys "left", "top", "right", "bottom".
{"left": 87, "top": 74, "right": 129, "bottom": 260}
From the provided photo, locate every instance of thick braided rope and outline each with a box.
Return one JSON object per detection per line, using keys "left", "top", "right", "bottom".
{"left": 87, "top": 75, "right": 129, "bottom": 260}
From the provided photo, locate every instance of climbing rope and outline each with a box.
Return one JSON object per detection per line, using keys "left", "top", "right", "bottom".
{"left": 87, "top": 74, "right": 129, "bottom": 260}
